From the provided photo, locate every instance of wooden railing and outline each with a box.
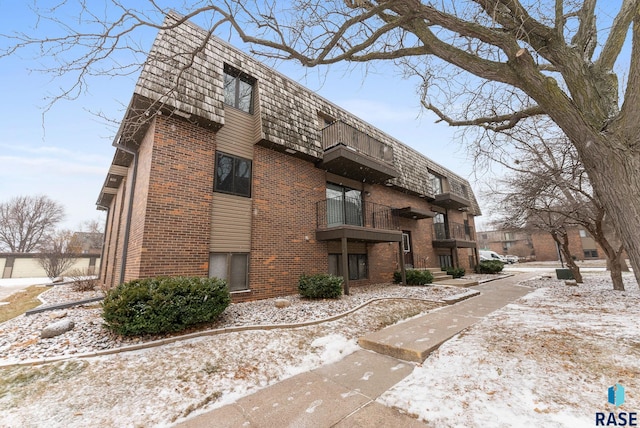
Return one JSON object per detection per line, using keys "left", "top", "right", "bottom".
{"left": 321, "top": 120, "right": 394, "bottom": 163}
{"left": 433, "top": 222, "right": 475, "bottom": 241}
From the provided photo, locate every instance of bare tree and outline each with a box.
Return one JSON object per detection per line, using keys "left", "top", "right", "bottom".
{"left": 496, "top": 173, "right": 585, "bottom": 284}
{"left": 0, "top": 195, "right": 65, "bottom": 253}
{"left": 488, "top": 119, "right": 627, "bottom": 289}
{"left": 38, "top": 229, "right": 82, "bottom": 280}
{"left": 2, "top": 1, "right": 640, "bottom": 284}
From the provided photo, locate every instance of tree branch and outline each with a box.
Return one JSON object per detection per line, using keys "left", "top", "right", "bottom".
{"left": 424, "top": 101, "right": 545, "bottom": 131}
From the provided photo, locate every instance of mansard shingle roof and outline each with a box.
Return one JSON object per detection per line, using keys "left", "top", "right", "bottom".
{"left": 105, "top": 12, "right": 481, "bottom": 216}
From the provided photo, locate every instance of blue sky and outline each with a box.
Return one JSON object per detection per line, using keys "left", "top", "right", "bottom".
{"left": 0, "top": 2, "right": 495, "bottom": 231}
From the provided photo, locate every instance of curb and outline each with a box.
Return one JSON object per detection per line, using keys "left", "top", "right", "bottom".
{"left": 25, "top": 297, "right": 105, "bottom": 316}
{"left": 0, "top": 296, "right": 452, "bottom": 368}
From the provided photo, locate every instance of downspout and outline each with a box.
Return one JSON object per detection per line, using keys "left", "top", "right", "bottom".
{"left": 96, "top": 206, "right": 109, "bottom": 280}
{"left": 114, "top": 143, "right": 139, "bottom": 286}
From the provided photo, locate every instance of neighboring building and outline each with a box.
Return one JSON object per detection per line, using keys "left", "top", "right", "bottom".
{"left": 72, "top": 232, "right": 104, "bottom": 255}
{"left": 478, "top": 228, "right": 603, "bottom": 261}
{"left": 0, "top": 254, "right": 101, "bottom": 279}
{"left": 96, "top": 13, "right": 481, "bottom": 302}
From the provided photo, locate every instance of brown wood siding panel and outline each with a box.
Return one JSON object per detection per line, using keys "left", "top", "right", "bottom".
{"left": 216, "top": 107, "right": 255, "bottom": 159}
{"left": 210, "top": 193, "right": 252, "bottom": 252}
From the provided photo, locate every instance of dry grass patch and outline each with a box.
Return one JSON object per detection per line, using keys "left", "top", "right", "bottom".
{"left": 0, "top": 285, "right": 48, "bottom": 323}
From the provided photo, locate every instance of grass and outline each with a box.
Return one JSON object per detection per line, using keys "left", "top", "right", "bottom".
{"left": 0, "top": 285, "right": 48, "bottom": 323}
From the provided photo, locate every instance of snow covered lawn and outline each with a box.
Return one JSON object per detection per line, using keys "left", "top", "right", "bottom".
{"left": 0, "top": 272, "right": 638, "bottom": 427}
{"left": 381, "top": 272, "right": 640, "bottom": 427}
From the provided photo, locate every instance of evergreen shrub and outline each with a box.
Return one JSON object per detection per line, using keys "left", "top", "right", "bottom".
{"left": 298, "top": 274, "right": 343, "bottom": 299}
{"left": 393, "top": 269, "right": 434, "bottom": 285}
{"left": 475, "top": 260, "right": 505, "bottom": 274}
{"left": 102, "top": 276, "right": 230, "bottom": 336}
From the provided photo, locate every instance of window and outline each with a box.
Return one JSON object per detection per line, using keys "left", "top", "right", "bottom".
{"left": 433, "top": 212, "right": 447, "bottom": 240}
{"left": 429, "top": 172, "right": 443, "bottom": 195}
{"left": 328, "top": 254, "right": 368, "bottom": 280}
{"left": 402, "top": 233, "right": 411, "bottom": 253}
{"left": 579, "top": 229, "right": 587, "bottom": 238}
{"left": 223, "top": 65, "right": 255, "bottom": 113}
{"left": 326, "top": 183, "right": 362, "bottom": 227}
{"left": 583, "top": 249, "right": 598, "bottom": 259}
{"left": 209, "top": 253, "right": 249, "bottom": 292}
{"left": 214, "top": 152, "right": 252, "bottom": 197}
{"left": 438, "top": 254, "right": 453, "bottom": 268}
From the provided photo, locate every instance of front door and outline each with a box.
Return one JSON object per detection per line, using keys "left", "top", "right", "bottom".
{"left": 402, "top": 231, "right": 414, "bottom": 268}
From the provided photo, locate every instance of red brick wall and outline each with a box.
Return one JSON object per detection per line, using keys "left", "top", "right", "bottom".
{"left": 243, "top": 147, "right": 328, "bottom": 302}
{"left": 133, "top": 115, "right": 216, "bottom": 278}
{"left": 124, "top": 119, "right": 155, "bottom": 282}
{"left": 366, "top": 184, "right": 438, "bottom": 280}
{"left": 531, "top": 229, "right": 587, "bottom": 261}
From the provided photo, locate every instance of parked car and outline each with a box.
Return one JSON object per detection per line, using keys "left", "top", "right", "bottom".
{"left": 505, "top": 255, "right": 519, "bottom": 264}
{"left": 479, "top": 250, "right": 507, "bottom": 263}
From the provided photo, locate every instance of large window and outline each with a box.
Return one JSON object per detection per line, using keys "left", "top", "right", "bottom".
{"left": 328, "top": 254, "right": 368, "bottom": 280}
{"left": 433, "top": 212, "right": 447, "bottom": 240}
{"left": 209, "top": 253, "right": 249, "bottom": 292}
{"left": 429, "top": 172, "right": 443, "bottom": 195}
{"left": 326, "top": 183, "right": 362, "bottom": 227}
{"left": 214, "top": 152, "right": 252, "bottom": 197}
{"left": 223, "top": 65, "right": 255, "bottom": 113}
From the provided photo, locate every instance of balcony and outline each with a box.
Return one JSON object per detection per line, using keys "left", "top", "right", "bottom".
{"left": 319, "top": 120, "right": 398, "bottom": 183}
{"left": 433, "top": 180, "right": 471, "bottom": 210}
{"left": 433, "top": 222, "right": 477, "bottom": 248}
{"left": 316, "top": 197, "right": 402, "bottom": 242}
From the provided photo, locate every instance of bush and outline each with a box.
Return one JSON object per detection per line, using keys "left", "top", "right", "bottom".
{"left": 298, "top": 274, "right": 343, "bottom": 299}
{"left": 476, "top": 260, "right": 505, "bottom": 274}
{"left": 102, "top": 276, "right": 231, "bottom": 336}
{"left": 446, "top": 267, "right": 466, "bottom": 278}
{"left": 66, "top": 268, "right": 99, "bottom": 292}
{"left": 393, "top": 269, "right": 434, "bottom": 285}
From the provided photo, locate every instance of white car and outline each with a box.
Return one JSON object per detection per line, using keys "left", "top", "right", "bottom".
{"left": 505, "top": 255, "right": 519, "bottom": 264}
{"left": 479, "top": 250, "right": 507, "bottom": 263}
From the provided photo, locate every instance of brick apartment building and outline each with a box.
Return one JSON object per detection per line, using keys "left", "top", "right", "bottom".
{"left": 96, "top": 13, "right": 481, "bottom": 302}
{"left": 478, "top": 228, "right": 603, "bottom": 261}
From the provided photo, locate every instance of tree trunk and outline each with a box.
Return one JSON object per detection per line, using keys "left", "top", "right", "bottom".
{"left": 554, "top": 232, "right": 583, "bottom": 284}
{"left": 594, "top": 231, "right": 626, "bottom": 291}
{"left": 560, "top": 129, "right": 640, "bottom": 288}
{"left": 581, "top": 147, "right": 640, "bottom": 288}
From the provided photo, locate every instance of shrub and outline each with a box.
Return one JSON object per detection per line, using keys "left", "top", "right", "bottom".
{"left": 102, "top": 276, "right": 231, "bottom": 336}
{"left": 476, "top": 260, "right": 505, "bottom": 274}
{"left": 446, "top": 267, "right": 466, "bottom": 278}
{"left": 66, "top": 268, "right": 99, "bottom": 292}
{"left": 393, "top": 269, "right": 434, "bottom": 285}
{"left": 298, "top": 274, "right": 343, "bottom": 299}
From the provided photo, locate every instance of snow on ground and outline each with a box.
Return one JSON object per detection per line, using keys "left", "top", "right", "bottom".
{"left": 380, "top": 272, "right": 640, "bottom": 427}
{"left": 0, "top": 282, "right": 461, "bottom": 427}
{"left": 0, "top": 271, "right": 638, "bottom": 427}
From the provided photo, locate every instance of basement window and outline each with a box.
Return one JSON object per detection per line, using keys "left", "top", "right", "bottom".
{"left": 209, "top": 253, "right": 249, "bottom": 292}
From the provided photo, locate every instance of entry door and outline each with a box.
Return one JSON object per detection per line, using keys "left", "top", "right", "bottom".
{"left": 402, "top": 231, "right": 414, "bottom": 268}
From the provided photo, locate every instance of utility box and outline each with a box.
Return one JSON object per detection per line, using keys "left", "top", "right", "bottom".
{"left": 556, "top": 268, "right": 574, "bottom": 280}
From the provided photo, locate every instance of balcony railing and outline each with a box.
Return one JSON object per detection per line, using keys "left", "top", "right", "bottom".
{"left": 317, "top": 196, "right": 399, "bottom": 230}
{"left": 321, "top": 120, "right": 394, "bottom": 164}
{"left": 447, "top": 180, "right": 469, "bottom": 199}
{"left": 434, "top": 222, "right": 475, "bottom": 241}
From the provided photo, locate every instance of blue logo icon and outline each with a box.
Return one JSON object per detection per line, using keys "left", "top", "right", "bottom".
{"left": 608, "top": 383, "right": 625, "bottom": 407}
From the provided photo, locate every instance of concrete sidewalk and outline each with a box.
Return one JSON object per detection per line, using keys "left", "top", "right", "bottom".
{"left": 175, "top": 273, "right": 537, "bottom": 428}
